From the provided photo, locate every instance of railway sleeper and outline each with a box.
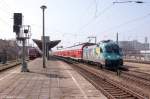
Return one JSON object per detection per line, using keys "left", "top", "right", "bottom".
{"left": 102, "top": 87, "right": 117, "bottom": 90}
{"left": 106, "top": 89, "right": 125, "bottom": 93}
{"left": 110, "top": 92, "right": 131, "bottom": 96}
{"left": 122, "top": 98, "right": 138, "bottom": 99}
{"left": 101, "top": 84, "right": 115, "bottom": 88}
{"left": 122, "top": 75, "right": 150, "bottom": 86}
{"left": 100, "top": 84, "right": 115, "bottom": 88}
{"left": 114, "top": 95, "right": 134, "bottom": 99}
{"left": 107, "top": 90, "right": 125, "bottom": 94}
{"left": 114, "top": 95, "right": 133, "bottom": 99}
{"left": 70, "top": 59, "right": 147, "bottom": 99}
{"left": 100, "top": 81, "right": 111, "bottom": 85}
{"left": 101, "top": 86, "right": 117, "bottom": 89}
{"left": 112, "top": 88, "right": 125, "bottom": 91}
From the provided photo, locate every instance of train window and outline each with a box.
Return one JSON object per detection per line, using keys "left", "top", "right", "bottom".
{"left": 105, "top": 44, "right": 119, "bottom": 53}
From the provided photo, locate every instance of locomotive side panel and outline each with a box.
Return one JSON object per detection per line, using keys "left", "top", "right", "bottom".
{"left": 83, "top": 45, "right": 105, "bottom": 64}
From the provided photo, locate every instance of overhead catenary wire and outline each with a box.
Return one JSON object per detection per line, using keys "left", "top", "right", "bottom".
{"left": 77, "top": 0, "right": 149, "bottom": 33}
{"left": 113, "top": 16, "right": 150, "bottom": 41}
{"left": 94, "top": 0, "right": 98, "bottom": 17}
{"left": 3, "top": 0, "right": 15, "bottom": 12}
{"left": 86, "top": 0, "right": 97, "bottom": 13}
{"left": 78, "top": 3, "right": 115, "bottom": 32}
{"left": 76, "top": 0, "right": 150, "bottom": 43}
{"left": 0, "top": 0, "right": 14, "bottom": 28}
{"left": 0, "top": 0, "right": 15, "bottom": 14}
{"left": 99, "top": 12, "right": 150, "bottom": 33}
{"left": 0, "top": 16, "right": 11, "bottom": 26}
{"left": 0, "top": 6, "right": 12, "bottom": 15}
{"left": 78, "top": 0, "right": 100, "bottom": 28}
{"left": 122, "top": 18, "right": 150, "bottom": 33}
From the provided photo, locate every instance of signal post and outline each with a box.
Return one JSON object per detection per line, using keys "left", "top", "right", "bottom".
{"left": 13, "top": 13, "right": 31, "bottom": 72}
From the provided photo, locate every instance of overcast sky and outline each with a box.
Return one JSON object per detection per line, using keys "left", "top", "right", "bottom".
{"left": 0, "top": 0, "right": 150, "bottom": 47}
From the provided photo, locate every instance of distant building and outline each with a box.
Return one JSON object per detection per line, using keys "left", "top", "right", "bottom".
{"left": 118, "top": 40, "right": 149, "bottom": 56}
{"left": 140, "top": 50, "right": 150, "bottom": 60}
{"left": 0, "top": 39, "right": 20, "bottom": 62}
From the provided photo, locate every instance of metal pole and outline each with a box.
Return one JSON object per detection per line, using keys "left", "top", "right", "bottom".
{"left": 21, "top": 39, "right": 29, "bottom": 72}
{"left": 95, "top": 37, "right": 97, "bottom": 44}
{"left": 43, "top": 8, "right": 46, "bottom": 68}
{"left": 116, "top": 32, "right": 118, "bottom": 44}
{"left": 41, "top": 5, "right": 47, "bottom": 68}
{"left": 88, "top": 36, "right": 97, "bottom": 44}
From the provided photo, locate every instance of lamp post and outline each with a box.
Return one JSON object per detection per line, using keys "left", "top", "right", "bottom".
{"left": 40, "top": 5, "right": 47, "bottom": 68}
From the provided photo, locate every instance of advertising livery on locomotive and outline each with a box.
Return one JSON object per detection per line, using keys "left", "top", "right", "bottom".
{"left": 83, "top": 40, "right": 123, "bottom": 69}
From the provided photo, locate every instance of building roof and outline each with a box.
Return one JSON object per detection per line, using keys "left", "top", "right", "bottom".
{"left": 32, "top": 39, "right": 61, "bottom": 50}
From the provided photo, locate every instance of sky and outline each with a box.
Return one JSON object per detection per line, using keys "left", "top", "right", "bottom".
{"left": 0, "top": 0, "right": 150, "bottom": 48}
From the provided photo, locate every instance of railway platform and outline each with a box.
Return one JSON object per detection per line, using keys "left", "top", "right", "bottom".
{"left": 0, "top": 58, "right": 107, "bottom": 99}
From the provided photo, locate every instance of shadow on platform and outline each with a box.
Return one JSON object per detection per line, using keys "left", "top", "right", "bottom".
{"left": 29, "top": 71, "right": 68, "bottom": 79}
{"left": 48, "top": 56, "right": 58, "bottom": 61}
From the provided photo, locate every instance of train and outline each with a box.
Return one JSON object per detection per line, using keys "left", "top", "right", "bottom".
{"left": 28, "top": 47, "right": 41, "bottom": 60}
{"left": 53, "top": 40, "right": 123, "bottom": 70}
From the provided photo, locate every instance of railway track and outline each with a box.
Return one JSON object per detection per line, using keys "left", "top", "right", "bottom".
{"left": 82, "top": 61, "right": 150, "bottom": 89}
{"left": 94, "top": 66, "right": 150, "bottom": 89}
{"left": 0, "top": 59, "right": 29, "bottom": 72}
{"left": 121, "top": 70, "right": 150, "bottom": 87}
{"left": 86, "top": 63, "right": 150, "bottom": 97}
{"left": 0, "top": 60, "right": 21, "bottom": 71}
{"left": 58, "top": 58, "right": 147, "bottom": 99}
{"left": 95, "top": 68, "right": 150, "bottom": 98}
{"left": 124, "top": 59, "right": 150, "bottom": 64}
{"left": 128, "top": 70, "right": 150, "bottom": 81}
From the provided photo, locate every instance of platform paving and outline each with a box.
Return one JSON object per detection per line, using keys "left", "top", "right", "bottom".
{"left": 0, "top": 58, "right": 107, "bottom": 99}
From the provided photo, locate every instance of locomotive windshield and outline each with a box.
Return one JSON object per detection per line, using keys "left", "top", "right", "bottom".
{"left": 105, "top": 44, "right": 120, "bottom": 54}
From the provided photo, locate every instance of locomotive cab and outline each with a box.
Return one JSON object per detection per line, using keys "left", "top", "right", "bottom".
{"left": 103, "top": 43, "right": 123, "bottom": 69}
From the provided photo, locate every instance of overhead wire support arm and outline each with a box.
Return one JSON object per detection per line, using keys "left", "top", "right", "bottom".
{"left": 113, "top": 1, "right": 144, "bottom": 4}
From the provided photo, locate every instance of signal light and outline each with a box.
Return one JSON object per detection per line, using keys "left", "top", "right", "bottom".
{"left": 24, "top": 29, "right": 28, "bottom": 33}
{"left": 13, "top": 13, "right": 22, "bottom": 26}
{"left": 13, "top": 25, "right": 20, "bottom": 33}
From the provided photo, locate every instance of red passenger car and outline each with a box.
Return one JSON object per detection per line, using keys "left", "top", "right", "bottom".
{"left": 53, "top": 43, "right": 95, "bottom": 60}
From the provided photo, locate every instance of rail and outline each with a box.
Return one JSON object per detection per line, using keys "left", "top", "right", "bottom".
{"left": 124, "top": 59, "right": 150, "bottom": 64}
{"left": 0, "top": 60, "right": 20, "bottom": 71}
{"left": 0, "top": 59, "right": 29, "bottom": 71}
{"left": 55, "top": 56, "right": 147, "bottom": 99}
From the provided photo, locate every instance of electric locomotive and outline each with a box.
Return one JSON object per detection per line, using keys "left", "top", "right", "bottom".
{"left": 83, "top": 40, "right": 123, "bottom": 70}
